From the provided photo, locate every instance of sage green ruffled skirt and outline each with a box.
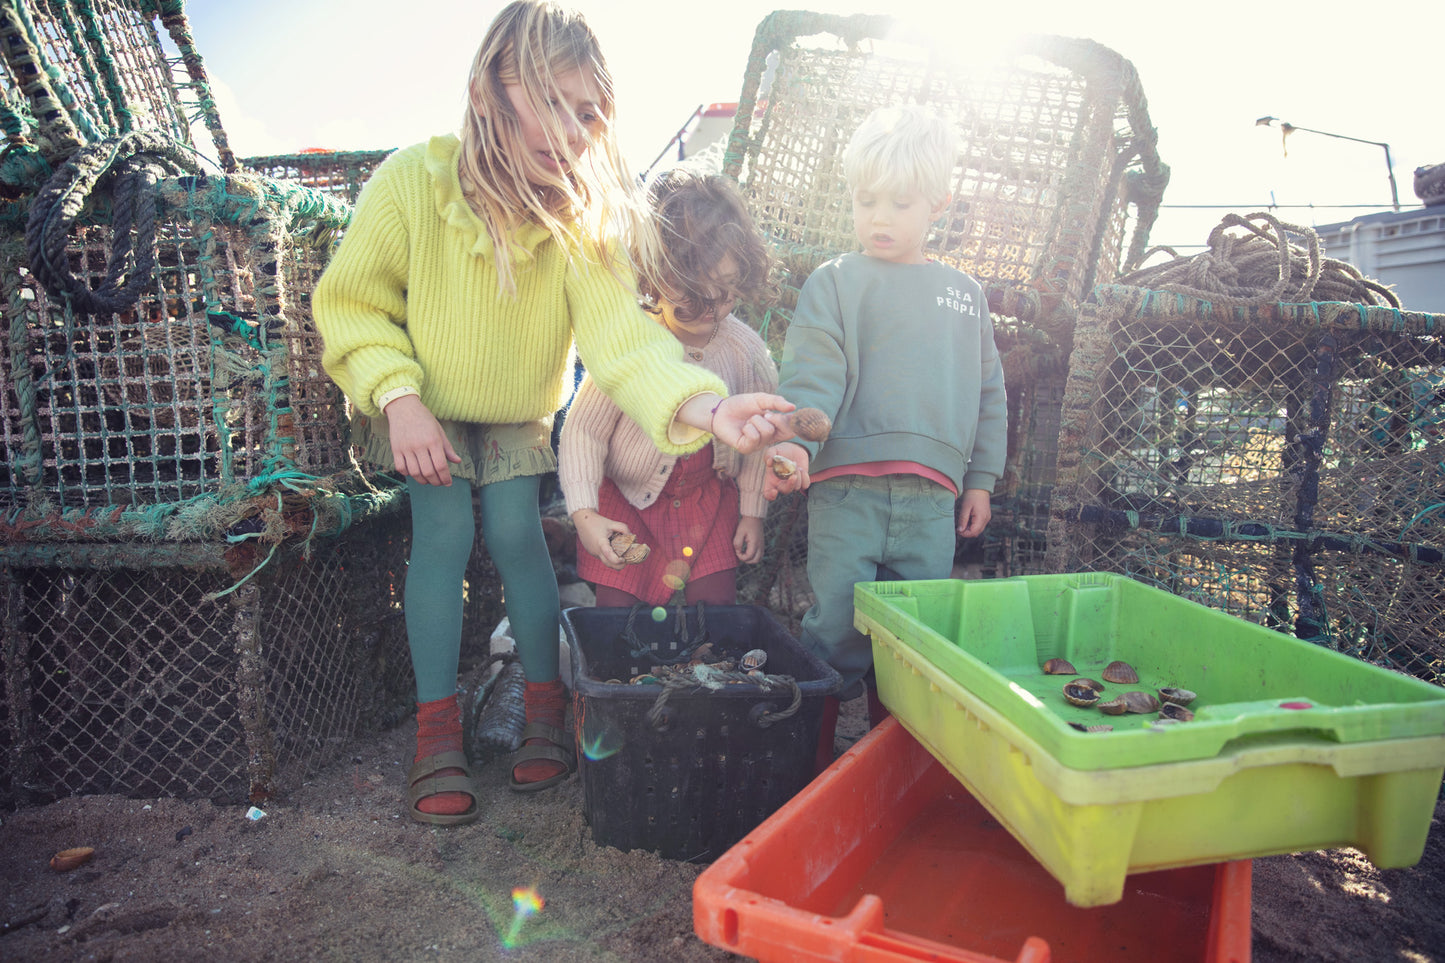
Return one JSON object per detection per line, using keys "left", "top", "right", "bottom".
{"left": 351, "top": 410, "right": 556, "bottom": 485}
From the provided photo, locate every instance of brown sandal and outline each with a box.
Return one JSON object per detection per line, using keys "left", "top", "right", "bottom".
{"left": 406, "top": 750, "right": 480, "bottom": 826}
{"left": 508, "top": 721, "right": 576, "bottom": 793}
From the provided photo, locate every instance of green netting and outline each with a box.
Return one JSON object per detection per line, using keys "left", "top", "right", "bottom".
{"left": 1049, "top": 279, "right": 1443, "bottom": 685}
{"left": 724, "top": 10, "right": 1168, "bottom": 351}
{"left": 0, "top": 0, "right": 237, "bottom": 186}
{"left": 243, "top": 149, "right": 396, "bottom": 206}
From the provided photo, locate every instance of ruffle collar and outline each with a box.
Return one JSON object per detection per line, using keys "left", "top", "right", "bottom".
{"left": 425, "top": 134, "right": 550, "bottom": 261}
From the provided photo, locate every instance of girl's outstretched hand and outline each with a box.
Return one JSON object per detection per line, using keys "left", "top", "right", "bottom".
{"left": 708, "top": 393, "right": 796, "bottom": 454}
{"left": 572, "top": 509, "right": 631, "bottom": 571}
{"left": 384, "top": 394, "right": 462, "bottom": 486}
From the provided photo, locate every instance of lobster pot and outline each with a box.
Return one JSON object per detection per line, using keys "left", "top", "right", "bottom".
{"left": 0, "top": 173, "right": 355, "bottom": 525}
{"left": 724, "top": 11, "right": 1167, "bottom": 354}
{"left": 243, "top": 149, "right": 397, "bottom": 205}
{"left": 1049, "top": 285, "right": 1445, "bottom": 684}
{"left": 0, "top": 512, "right": 414, "bottom": 808}
{"left": 0, "top": 0, "right": 236, "bottom": 172}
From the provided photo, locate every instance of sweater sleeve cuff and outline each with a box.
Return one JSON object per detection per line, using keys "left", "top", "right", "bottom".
{"left": 961, "top": 471, "right": 998, "bottom": 494}
{"left": 666, "top": 391, "right": 718, "bottom": 446}
{"left": 377, "top": 386, "right": 421, "bottom": 412}
{"left": 739, "top": 491, "right": 769, "bottom": 518}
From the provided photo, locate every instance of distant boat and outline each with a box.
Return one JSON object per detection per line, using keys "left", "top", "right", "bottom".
{"left": 642, "top": 102, "right": 739, "bottom": 178}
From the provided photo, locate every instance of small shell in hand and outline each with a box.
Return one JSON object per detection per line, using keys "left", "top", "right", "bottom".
{"left": 770, "top": 454, "right": 797, "bottom": 479}
{"left": 608, "top": 531, "right": 651, "bottom": 564}
{"left": 780, "top": 407, "right": 832, "bottom": 442}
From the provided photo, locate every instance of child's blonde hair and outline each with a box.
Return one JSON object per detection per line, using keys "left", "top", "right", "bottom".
{"left": 459, "top": 0, "right": 658, "bottom": 293}
{"left": 842, "top": 104, "right": 957, "bottom": 206}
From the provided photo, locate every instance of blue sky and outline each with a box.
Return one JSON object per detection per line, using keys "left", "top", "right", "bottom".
{"left": 185, "top": 0, "right": 1440, "bottom": 254}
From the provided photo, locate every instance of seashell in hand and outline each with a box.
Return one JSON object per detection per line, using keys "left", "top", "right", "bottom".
{"left": 608, "top": 531, "right": 651, "bottom": 564}
{"left": 1041, "top": 658, "right": 1077, "bottom": 675}
{"left": 1101, "top": 660, "right": 1139, "bottom": 684}
{"left": 770, "top": 454, "right": 797, "bottom": 479}
{"left": 782, "top": 407, "right": 832, "bottom": 442}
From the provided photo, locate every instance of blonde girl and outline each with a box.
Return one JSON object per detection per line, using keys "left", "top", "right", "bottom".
{"left": 315, "top": 0, "right": 793, "bottom": 825}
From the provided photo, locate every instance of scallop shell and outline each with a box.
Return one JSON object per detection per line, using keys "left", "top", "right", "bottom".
{"left": 1062, "top": 682, "right": 1101, "bottom": 707}
{"left": 1122, "top": 690, "right": 1162, "bottom": 714}
{"left": 1101, "top": 660, "right": 1139, "bottom": 684}
{"left": 608, "top": 531, "right": 651, "bottom": 564}
{"left": 1069, "top": 677, "right": 1105, "bottom": 692}
{"left": 50, "top": 847, "right": 94, "bottom": 872}
{"left": 1041, "top": 658, "right": 1077, "bottom": 675}
{"left": 1159, "top": 703, "right": 1195, "bottom": 722}
{"left": 1097, "top": 697, "right": 1129, "bottom": 715}
{"left": 769, "top": 454, "right": 797, "bottom": 479}
{"left": 1066, "top": 722, "right": 1114, "bottom": 733}
{"left": 1159, "top": 686, "right": 1196, "bottom": 706}
{"left": 785, "top": 407, "right": 832, "bottom": 442}
{"left": 740, "top": 648, "right": 768, "bottom": 673}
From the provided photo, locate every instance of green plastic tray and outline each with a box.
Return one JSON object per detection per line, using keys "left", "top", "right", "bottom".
{"left": 853, "top": 573, "right": 1445, "bottom": 770}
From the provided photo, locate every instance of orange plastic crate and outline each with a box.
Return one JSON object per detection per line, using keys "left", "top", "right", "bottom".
{"left": 694, "top": 718, "right": 1252, "bottom": 963}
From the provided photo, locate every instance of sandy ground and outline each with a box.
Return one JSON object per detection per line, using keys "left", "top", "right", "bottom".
{"left": 1, "top": 680, "right": 1442, "bottom": 963}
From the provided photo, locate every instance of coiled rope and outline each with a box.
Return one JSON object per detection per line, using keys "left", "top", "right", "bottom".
{"left": 1119, "top": 211, "right": 1400, "bottom": 308}
{"left": 24, "top": 130, "right": 204, "bottom": 315}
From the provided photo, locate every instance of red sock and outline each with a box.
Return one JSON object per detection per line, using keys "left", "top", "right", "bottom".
{"left": 512, "top": 680, "right": 568, "bottom": 785}
{"left": 413, "top": 695, "right": 470, "bottom": 816}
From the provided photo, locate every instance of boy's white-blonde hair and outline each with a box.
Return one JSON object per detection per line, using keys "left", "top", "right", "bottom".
{"left": 458, "top": 0, "right": 658, "bottom": 294}
{"left": 842, "top": 104, "right": 958, "bottom": 205}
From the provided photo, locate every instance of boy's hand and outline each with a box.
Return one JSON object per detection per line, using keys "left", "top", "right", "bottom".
{"left": 763, "top": 442, "right": 810, "bottom": 501}
{"left": 957, "top": 488, "right": 992, "bottom": 538}
{"left": 384, "top": 394, "right": 462, "bottom": 486}
{"left": 572, "top": 510, "right": 631, "bottom": 570}
{"left": 733, "top": 515, "right": 765, "bottom": 564}
{"left": 709, "top": 393, "right": 796, "bottom": 454}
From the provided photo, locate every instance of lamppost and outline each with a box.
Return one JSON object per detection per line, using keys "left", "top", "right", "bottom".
{"left": 1255, "top": 116, "right": 1401, "bottom": 212}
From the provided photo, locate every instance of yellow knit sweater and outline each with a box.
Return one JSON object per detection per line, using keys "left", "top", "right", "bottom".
{"left": 314, "top": 135, "right": 725, "bottom": 454}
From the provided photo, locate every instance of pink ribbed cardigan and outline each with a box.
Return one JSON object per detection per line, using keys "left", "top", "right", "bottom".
{"left": 559, "top": 314, "right": 779, "bottom": 520}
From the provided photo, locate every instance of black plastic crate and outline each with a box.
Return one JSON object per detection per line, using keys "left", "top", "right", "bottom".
{"left": 563, "top": 604, "right": 842, "bottom": 861}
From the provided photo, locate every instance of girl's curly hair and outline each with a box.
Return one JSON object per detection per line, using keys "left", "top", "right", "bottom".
{"left": 638, "top": 166, "right": 778, "bottom": 320}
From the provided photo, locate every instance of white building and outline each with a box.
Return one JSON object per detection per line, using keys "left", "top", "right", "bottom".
{"left": 1314, "top": 165, "right": 1445, "bottom": 314}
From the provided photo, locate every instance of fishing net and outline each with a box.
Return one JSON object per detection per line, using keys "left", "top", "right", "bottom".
{"left": 243, "top": 149, "right": 397, "bottom": 205}
{"left": 0, "top": 0, "right": 428, "bottom": 806}
{"left": 1, "top": 509, "right": 414, "bottom": 807}
{"left": 1049, "top": 222, "right": 1443, "bottom": 684}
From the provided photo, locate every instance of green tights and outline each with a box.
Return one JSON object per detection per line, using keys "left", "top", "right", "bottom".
{"left": 404, "top": 475, "right": 560, "bottom": 703}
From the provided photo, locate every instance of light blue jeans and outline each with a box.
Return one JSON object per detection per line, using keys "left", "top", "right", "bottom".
{"left": 799, "top": 473, "right": 957, "bottom": 696}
